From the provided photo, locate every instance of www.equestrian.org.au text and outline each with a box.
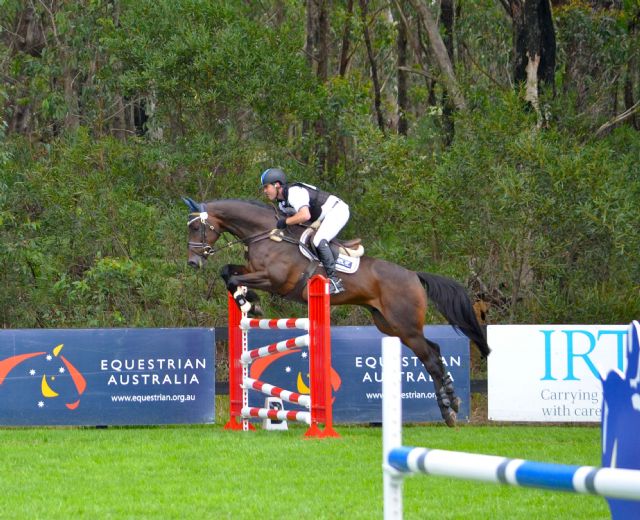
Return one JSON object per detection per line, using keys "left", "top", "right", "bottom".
{"left": 365, "top": 391, "right": 435, "bottom": 400}
{"left": 110, "top": 393, "right": 196, "bottom": 403}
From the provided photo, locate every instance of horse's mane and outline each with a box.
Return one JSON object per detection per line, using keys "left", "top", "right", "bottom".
{"left": 205, "top": 198, "right": 272, "bottom": 211}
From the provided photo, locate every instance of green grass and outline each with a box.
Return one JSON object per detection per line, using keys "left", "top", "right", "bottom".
{"left": 0, "top": 418, "right": 609, "bottom": 519}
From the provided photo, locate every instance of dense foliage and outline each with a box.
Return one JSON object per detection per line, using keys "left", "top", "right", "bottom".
{"left": 1, "top": 0, "right": 638, "bottom": 328}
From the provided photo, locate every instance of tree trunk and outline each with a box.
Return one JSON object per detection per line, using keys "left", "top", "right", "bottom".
{"left": 410, "top": 0, "right": 467, "bottom": 111}
{"left": 441, "top": 0, "right": 455, "bottom": 144}
{"left": 315, "top": 0, "right": 331, "bottom": 173}
{"left": 5, "top": 6, "right": 45, "bottom": 136}
{"left": 338, "top": 0, "right": 355, "bottom": 77}
{"left": 623, "top": 15, "right": 638, "bottom": 130}
{"left": 359, "top": 0, "right": 386, "bottom": 133}
{"left": 302, "top": 0, "right": 316, "bottom": 161}
{"left": 393, "top": 0, "right": 437, "bottom": 113}
{"left": 63, "top": 60, "right": 80, "bottom": 132}
{"left": 304, "top": 0, "right": 316, "bottom": 70}
{"left": 316, "top": 0, "right": 329, "bottom": 83}
{"left": 511, "top": 0, "right": 556, "bottom": 125}
{"left": 112, "top": 96, "right": 127, "bottom": 139}
{"left": 304, "top": 0, "right": 333, "bottom": 174}
{"left": 393, "top": 1, "right": 409, "bottom": 135}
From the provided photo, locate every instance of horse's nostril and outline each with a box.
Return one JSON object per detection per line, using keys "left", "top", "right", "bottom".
{"left": 187, "top": 259, "right": 200, "bottom": 269}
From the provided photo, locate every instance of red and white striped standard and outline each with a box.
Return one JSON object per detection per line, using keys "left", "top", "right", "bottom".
{"left": 240, "top": 317, "right": 309, "bottom": 331}
{"left": 240, "top": 334, "right": 310, "bottom": 365}
{"left": 242, "top": 377, "right": 311, "bottom": 408}
{"left": 241, "top": 406, "right": 311, "bottom": 425}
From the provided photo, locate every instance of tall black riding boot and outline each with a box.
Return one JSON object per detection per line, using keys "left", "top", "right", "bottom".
{"left": 316, "top": 239, "right": 345, "bottom": 294}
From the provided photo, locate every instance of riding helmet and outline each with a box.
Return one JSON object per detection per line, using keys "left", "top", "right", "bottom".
{"left": 260, "top": 168, "right": 287, "bottom": 186}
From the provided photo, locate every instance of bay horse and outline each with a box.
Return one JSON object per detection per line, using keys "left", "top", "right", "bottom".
{"left": 183, "top": 197, "right": 490, "bottom": 427}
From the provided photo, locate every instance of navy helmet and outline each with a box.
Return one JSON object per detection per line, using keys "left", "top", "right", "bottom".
{"left": 260, "top": 168, "right": 287, "bottom": 187}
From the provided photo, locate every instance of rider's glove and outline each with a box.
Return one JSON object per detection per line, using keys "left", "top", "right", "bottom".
{"left": 276, "top": 217, "right": 287, "bottom": 229}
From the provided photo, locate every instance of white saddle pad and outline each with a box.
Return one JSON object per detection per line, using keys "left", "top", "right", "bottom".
{"left": 299, "top": 229, "right": 360, "bottom": 274}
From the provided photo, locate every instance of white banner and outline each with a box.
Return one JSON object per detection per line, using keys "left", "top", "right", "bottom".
{"left": 487, "top": 325, "right": 628, "bottom": 422}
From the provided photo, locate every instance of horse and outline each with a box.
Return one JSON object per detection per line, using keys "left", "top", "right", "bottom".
{"left": 183, "top": 197, "right": 490, "bottom": 427}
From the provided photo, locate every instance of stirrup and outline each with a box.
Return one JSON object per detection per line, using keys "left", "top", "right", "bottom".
{"left": 328, "top": 277, "right": 345, "bottom": 294}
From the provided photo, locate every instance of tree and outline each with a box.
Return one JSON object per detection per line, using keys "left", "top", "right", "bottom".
{"left": 304, "top": 0, "right": 332, "bottom": 173}
{"left": 410, "top": 0, "right": 467, "bottom": 111}
{"left": 3, "top": 4, "right": 45, "bottom": 135}
{"left": 503, "top": 0, "right": 556, "bottom": 126}
{"left": 359, "top": 0, "right": 386, "bottom": 133}
{"left": 392, "top": 1, "right": 409, "bottom": 135}
{"left": 440, "top": 0, "right": 456, "bottom": 143}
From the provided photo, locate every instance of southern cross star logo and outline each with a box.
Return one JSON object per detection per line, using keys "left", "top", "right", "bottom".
{"left": 0, "top": 343, "right": 87, "bottom": 410}
{"left": 249, "top": 349, "right": 341, "bottom": 400}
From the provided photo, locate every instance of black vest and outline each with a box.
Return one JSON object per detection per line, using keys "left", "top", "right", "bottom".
{"left": 282, "top": 182, "right": 331, "bottom": 222}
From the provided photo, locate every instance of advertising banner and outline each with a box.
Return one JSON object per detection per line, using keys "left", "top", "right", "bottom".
{"left": 487, "top": 324, "right": 627, "bottom": 422}
{"left": 247, "top": 325, "right": 470, "bottom": 423}
{"left": 0, "top": 328, "right": 215, "bottom": 426}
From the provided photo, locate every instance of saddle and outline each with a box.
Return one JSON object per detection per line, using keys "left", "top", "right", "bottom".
{"left": 270, "top": 227, "right": 364, "bottom": 274}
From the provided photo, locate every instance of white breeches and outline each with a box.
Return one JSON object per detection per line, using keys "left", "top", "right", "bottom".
{"left": 312, "top": 196, "right": 350, "bottom": 247}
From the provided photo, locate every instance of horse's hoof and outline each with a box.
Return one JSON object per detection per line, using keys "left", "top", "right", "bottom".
{"left": 444, "top": 409, "right": 457, "bottom": 427}
{"left": 450, "top": 396, "right": 461, "bottom": 413}
{"left": 248, "top": 304, "right": 264, "bottom": 318}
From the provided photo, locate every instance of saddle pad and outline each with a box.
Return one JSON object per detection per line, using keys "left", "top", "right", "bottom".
{"left": 299, "top": 230, "right": 360, "bottom": 275}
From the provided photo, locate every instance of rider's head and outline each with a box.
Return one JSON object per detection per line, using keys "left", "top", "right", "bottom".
{"left": 260, "top": 168, "right": 287, "bottom": 188}
{"left": 260, "top": 168, "right": 287, "bottom": 201}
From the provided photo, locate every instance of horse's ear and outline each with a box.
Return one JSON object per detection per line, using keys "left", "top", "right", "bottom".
{"left": 182, "top": 197, "right": 201, "bottom": 213}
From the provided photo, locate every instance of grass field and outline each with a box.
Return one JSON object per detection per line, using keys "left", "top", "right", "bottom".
{"left": 0, "top": 417, "right": 609, "bottom": 519}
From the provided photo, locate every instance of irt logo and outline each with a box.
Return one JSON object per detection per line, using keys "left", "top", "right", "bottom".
{"left": 0, "top": 343, "right": 87, "bottom": 409}
{"left": 540, "top": 328, "right": 627, "bottom": 381}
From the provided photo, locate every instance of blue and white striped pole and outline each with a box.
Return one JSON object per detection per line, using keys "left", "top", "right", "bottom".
{"left": 381, "top": 333, "right": 640, "bottom": 520}
{"left": 382, "top": 337, "right": 403, "bottom": 520}
{"left": 387, "top": 447, "right": 640, "bottom": 501}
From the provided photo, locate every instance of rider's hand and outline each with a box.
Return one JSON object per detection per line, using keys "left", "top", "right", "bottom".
{"left": 276, "top": 217, "right": 287, "bottom": 229}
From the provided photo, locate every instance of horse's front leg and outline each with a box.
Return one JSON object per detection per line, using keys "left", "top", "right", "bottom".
{"left": 220, "top": 264, "right": 265, "bottom": 316}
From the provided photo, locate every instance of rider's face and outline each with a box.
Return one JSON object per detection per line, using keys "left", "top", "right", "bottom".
{"left": 263, "top": 183, "right": 279, "bottom": 201}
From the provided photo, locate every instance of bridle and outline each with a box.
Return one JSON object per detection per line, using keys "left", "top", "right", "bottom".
{"left": 187, "top": 211, "right": 275, "bottom": 257}
{"left": 187, "top": 211, "right": 222, "bottom": 257}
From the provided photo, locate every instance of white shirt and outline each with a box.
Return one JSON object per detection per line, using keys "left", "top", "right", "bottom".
{"left": 278, "top": 185, "right": 311, "bottom": 215}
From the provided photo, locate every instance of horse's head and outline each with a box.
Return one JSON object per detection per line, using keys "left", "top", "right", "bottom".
{"left": 182, "top": 197, "right": 223, "bottom": 269}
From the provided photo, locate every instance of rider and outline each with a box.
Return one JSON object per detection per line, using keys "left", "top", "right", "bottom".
{"left": 260, "top": 167, "right": 349, "bottom": 295}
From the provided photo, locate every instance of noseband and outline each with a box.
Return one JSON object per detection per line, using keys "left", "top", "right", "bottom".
{"left": 187, "top": 211, "right": 221, "bottom": 257}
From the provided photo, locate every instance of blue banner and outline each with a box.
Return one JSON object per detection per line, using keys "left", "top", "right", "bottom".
{"left": 247, "top": 325, "right": 470, "bottom": 423}
{"left": 0, "top": 328, "right": 215, "bottom": 426}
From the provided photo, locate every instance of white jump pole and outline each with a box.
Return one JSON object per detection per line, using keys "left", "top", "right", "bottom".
{"left": 382, "top": 336, "right": 404, "bottom": 520}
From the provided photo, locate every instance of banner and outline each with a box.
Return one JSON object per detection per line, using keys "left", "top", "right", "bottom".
{"left": 0, "top": 328, "right": 215, "bottom": 426}
{"left": 487, "top": 324, "right": 627, "bottom": 422}
{"left": 247, "top": 325, "right": 470, "bottom": 423}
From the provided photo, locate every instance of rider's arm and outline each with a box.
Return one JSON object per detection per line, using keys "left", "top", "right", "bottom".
{"left": 284, "top": 206, "right": 311, "bottom": 226}
{"left": 283, "top": 186, "right": 312, "bottom": 226}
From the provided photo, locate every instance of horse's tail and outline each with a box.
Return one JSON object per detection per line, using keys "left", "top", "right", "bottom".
{"left": 417, "top": 272, "right": 491, "bottom": 358}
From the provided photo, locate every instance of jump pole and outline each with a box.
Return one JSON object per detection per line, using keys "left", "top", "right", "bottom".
{"left": 382, "top": 336, "right": 404, "bottom": 520}
{"left": 381, "top": 336, "right": 640, "bottom": 520}
{"left": 224, "top": 275, "right": 338, "bottom": 438}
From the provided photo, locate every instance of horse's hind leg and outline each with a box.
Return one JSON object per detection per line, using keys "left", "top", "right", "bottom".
{"left": 427, "top": 337, "right": 461, "bottom": 414}
{"left": 367, "top": 306, "right": 459, "bottom": 427}
{"left": 408, "top": 335, "right": 459, "bottom": 427}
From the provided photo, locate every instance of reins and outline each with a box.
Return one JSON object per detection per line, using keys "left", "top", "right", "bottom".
{"left": 187, "top": 211, "right": 277, "bottom": 257}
